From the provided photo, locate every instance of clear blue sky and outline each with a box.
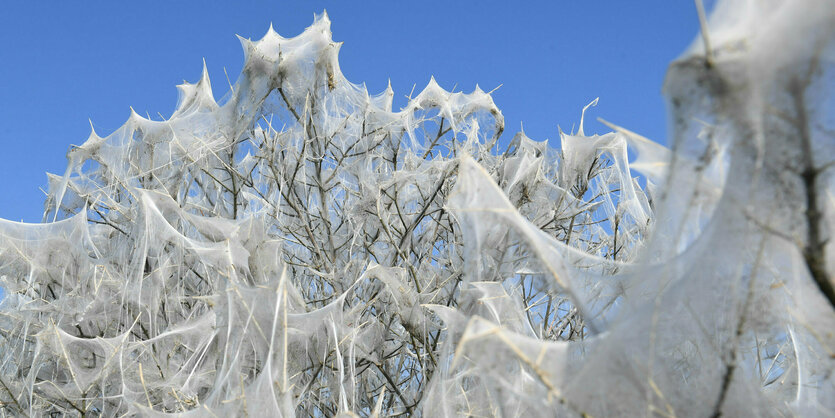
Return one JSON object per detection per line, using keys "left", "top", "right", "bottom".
{"left": 0, "top": 1, "right": 711, "bottom": 222}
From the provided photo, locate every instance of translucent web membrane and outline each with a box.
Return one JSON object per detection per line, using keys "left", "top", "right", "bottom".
{"left": 0, "top": 2, "right": 833, "bottom": 416}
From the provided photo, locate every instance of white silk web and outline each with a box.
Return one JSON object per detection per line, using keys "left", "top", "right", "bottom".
{"left": 1, "top": 3, "right": 834, "bottom": 416}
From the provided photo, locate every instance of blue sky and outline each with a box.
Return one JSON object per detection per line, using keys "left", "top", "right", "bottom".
{"left": 0, "top": 1, "right": 710, "bottom": 222}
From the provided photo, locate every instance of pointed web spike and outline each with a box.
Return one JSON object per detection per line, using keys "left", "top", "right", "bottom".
{"left": 579, "top": 97, "right": 599, "bottom": 136}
